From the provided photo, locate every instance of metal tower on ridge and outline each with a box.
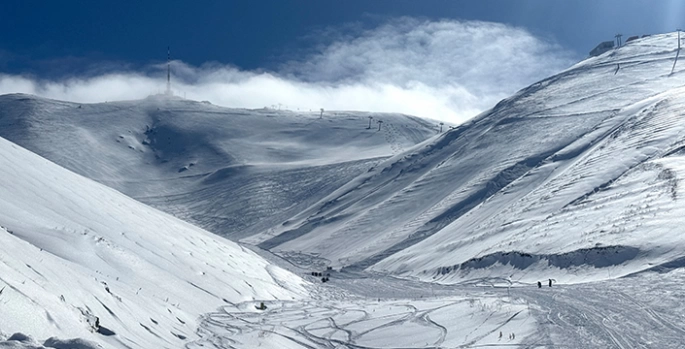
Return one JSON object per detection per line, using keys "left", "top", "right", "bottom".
{"left": 166, "top": 46, "right": 172, "bottom": 95}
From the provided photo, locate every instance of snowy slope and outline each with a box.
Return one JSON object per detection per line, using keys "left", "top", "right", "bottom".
{"left": 248, "top": 33, "right": 685, "bottom": 283}
{"left": 0, "top": 95, "right": 437, "bottom": 239}
{"left": 0, "top": 136, "right": 307, "bottom": 348}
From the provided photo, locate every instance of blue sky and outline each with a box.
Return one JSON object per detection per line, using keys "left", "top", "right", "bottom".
{"left": 1, "top": 0, "right": 684, "bottom": 122}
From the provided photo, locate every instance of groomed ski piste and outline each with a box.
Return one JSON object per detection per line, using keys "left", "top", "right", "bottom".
{"left": 4, "top": 32, "right": 685, "bottom": 348}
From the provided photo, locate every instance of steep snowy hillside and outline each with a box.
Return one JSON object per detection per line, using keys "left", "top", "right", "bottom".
{"left": 0, "top": 96, "right": 437, "bottom": 239}
{"left": 250, "top": 33, "right": 685, "bottom": 283}
{"left": 0, "top": 136, "right": 307, "bottom": 348}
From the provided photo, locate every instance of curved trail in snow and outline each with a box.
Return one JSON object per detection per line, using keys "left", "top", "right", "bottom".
{"left": 188, "top": 270, "right": 685, "bottom": 348}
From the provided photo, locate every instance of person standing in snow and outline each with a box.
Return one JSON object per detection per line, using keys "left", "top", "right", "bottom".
{"left": 548, "top": 279, "right": 553, "bottom": 287}
{"left": 537, "top": 281, "right": 542, "bottom": 288}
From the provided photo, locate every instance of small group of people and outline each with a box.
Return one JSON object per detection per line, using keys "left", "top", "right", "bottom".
{"left": 499, "top": 331, "right": 515, "bottom": 340}
{"left": 537, "top": 279, "right": 554, "bottom": 288}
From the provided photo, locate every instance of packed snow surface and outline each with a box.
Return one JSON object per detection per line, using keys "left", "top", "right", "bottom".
{"left": 184, "top": 268, "right": 685, "bottom": 348}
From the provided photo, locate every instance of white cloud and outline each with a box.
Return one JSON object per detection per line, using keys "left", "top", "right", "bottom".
{"left": 0, "top": 18, "right": 576, "bottom": 123}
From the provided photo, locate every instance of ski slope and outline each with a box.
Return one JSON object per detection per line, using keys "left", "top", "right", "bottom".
{"left": 242, "top": 32, "right": 685, "bottom": 285}
{"left": 183, "top": 258, "right": 685, "bottom": 348}
{"left": 190, "top": 295, "right": 531, "bottom": 348}
{"left": 0, "top": 95, "right": 437, "bottom": 240}
{"left": 0, "top": 136, "right": 307, "bottom": 348}
{"left": 373, "top": 33, "right": 685, "bottom": 283}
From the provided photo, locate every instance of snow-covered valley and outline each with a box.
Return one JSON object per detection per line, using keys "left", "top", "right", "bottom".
{"left": 3, "top": 32, "right": 685, "bottom": 348}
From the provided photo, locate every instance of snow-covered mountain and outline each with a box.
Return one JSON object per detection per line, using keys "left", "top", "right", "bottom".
{"left": 247, "top": 32, "right": 685, "bottom": 283}
{"left": 0, "top": 135, "right": 307, "bottom": 348}
{"left": 0, "top": 96, "right": 437, "bottom": 240}
{"left": 6, "top": 31, "right": 685, "bottom": 349}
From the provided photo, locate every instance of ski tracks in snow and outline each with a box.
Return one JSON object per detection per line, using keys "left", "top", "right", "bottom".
{"left": 189, "top": 271, "right": 685, "bottom": 348}
{"left": 187, "top": 270, "right": 537, "bottom": 349}
{"left": 515, "top": 278, "right": 685, "bottom": 349}
{"left": 188, "top": 297, "right": 526, "bottom": 348}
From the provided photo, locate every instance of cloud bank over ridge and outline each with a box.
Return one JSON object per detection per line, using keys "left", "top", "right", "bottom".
{"left": 0, "top": 18, "right": 576, "bottom": 123}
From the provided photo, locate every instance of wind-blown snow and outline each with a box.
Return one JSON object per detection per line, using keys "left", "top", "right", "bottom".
{"left": 0, "top": 136, "right": 307, "bottom": 348}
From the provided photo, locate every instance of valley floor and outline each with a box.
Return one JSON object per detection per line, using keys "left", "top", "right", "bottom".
{"left": 188, "top": 266, "right": 685, "bottom": 349}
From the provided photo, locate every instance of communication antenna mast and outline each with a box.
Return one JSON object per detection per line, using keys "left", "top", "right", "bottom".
{"left": 672, "top": 30, "right": 683, "bottom": 75}
{"left": 166, "top": 46, "right": 172, "bottom": 95}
